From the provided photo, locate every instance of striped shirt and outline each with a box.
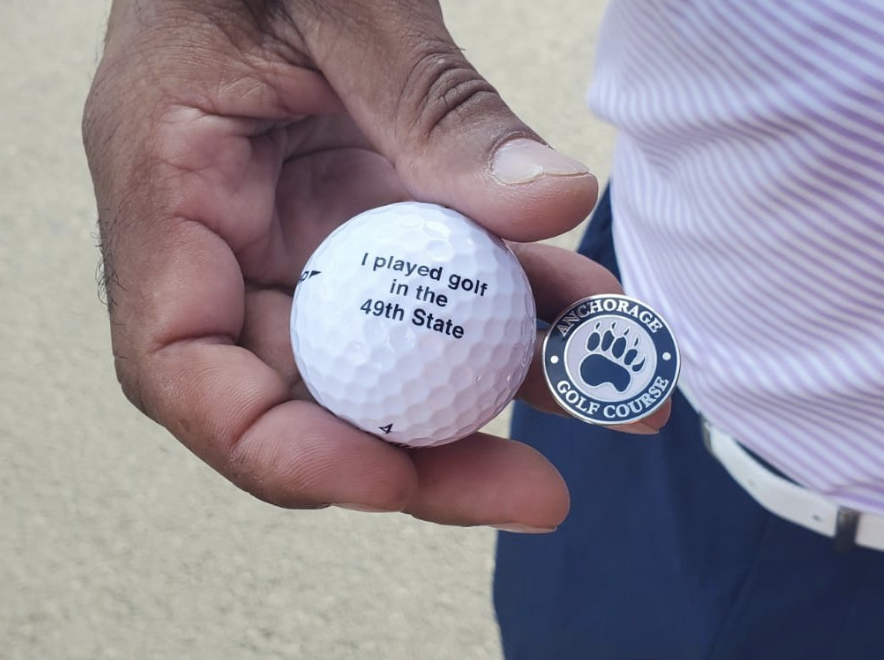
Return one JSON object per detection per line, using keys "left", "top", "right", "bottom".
{"left": 587, "top": 0, "right": 884, "bottom": 514}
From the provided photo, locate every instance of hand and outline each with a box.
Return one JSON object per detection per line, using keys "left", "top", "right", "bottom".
{"left": 83, "top": 0, "right": 666, "bottom": 531}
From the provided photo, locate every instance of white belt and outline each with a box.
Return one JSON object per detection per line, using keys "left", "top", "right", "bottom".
{"left": 702, "top": 419, "right": 884, "bottom": 553}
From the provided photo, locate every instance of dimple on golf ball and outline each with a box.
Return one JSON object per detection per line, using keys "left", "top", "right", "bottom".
{"left": 290, "top": 202, "right": 536, "bottom": 448}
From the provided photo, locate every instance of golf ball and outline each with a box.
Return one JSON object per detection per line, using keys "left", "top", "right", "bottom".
{"left": 290, "top": 201, "right": 536, "bottom": 448}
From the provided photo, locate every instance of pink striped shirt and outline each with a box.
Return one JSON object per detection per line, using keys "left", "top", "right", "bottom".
{"left": 588, "top": 0, "right": 884, "bottom": 514}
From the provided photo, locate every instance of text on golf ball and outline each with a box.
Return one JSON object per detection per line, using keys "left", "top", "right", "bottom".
{"left": 359, "top": 300, "right": 465, "bottom": 339}
{"left": 362, "top": 252, "right": 490, "bottom": 296}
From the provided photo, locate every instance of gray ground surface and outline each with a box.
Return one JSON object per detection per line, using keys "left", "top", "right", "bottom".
{"left": 0, "top": 2, "right": 614, "bottom": 658}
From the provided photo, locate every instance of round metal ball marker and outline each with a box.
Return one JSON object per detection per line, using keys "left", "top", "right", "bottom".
{"left": 543, "top": 294, "right": 680, "bottom": 426}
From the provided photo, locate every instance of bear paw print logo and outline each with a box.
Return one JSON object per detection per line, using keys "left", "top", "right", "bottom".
{"left": 543, "top": 293, "right": 680, "bottom": 425}
{"left": 579, "top": 322, "right": 646, "bottom": 393}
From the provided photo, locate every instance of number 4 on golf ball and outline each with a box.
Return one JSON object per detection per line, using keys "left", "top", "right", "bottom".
{"left": 290, "top": 202, "right": 536, "bottom": 448}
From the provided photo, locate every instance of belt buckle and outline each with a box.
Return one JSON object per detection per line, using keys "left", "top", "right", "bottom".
{"left": 701, "top": 416, "right": 863, "bottom": 553}
{"left": 834, "top": 508, "right": 860, "bottom": 553}
{"left": 701, "top": 418, "right": 713, "bottom": 454}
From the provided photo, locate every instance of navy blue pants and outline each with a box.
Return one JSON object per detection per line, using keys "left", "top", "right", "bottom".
{"left": 494, "top": 188, "right": 884, "bottom": 660}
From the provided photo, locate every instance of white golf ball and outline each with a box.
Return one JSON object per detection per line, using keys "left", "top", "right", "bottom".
{"left": 290, "top": 201, "right": 536, "bottom": 448}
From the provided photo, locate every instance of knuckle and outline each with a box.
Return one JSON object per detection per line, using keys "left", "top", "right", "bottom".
{"left": 397, "top": 40, "right": 502, "bottom": 143}
{"left": 226, "top": 432, "right": 325, "bottom": 510}
{"left": 113, "top": 349, "right": 150, "bottom": 418}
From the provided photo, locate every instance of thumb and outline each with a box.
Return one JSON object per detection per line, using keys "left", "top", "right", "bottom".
{"left": 297, "top": 0, "right": 599, "bottom": 241}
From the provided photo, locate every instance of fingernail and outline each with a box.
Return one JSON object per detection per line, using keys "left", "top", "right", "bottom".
{"left": 492, "top": 138, "right": 591, "bottom": 184}
{"left": 627, "top": 422, "right": 660, "bottom": 436}
{"left": 490, "top": 523, "right": 557, "bottom": 534}
{"left": 336, "top": 503, "right": 395, "bottom": 513}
